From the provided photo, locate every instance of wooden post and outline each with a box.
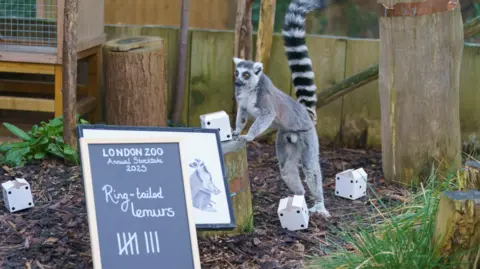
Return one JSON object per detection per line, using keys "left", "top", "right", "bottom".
{"left": 255, "top": 0, "right": 276, "bottom": 72}
{"left": 433, "top": 190, "right": 480, "bottom": 268}
{"left": 232, "top": 0, "right": 254, "bottom": 122}
{"left": 103, "top": 36, "right": 167, "bottom": 126}
{"left": 62, "top": 0, "right": 78, "bottom": 149}
{"left": 171, "top": 0, "right": 190, "bottom": 126}
{"left": 378, "top": 0, "right": 464, "bottom": 185}
{"left": 198, "top": 140, "right": 253, "bottom": 237}
{"left": 233, "top": 0, "right": 254, "bottom": 60}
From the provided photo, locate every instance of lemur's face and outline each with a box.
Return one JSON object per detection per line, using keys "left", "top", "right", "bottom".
{"left": 233, "top": 57, "right": 263, "bottom": 91}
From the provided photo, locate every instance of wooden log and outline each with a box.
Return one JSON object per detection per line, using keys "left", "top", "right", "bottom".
{"left": 198, "top": 140, "right": 253, "bottom": 237}
{"left": 433, "top": 190, "right": 480, "bottom": 268}
{"left": 103, "top": 36, "right": 167, "bottom": 126}
{"left": 316, "top": 64, "right": 379, "bottom": 109}
{"left": 378, "top": 0, "right": 464, "bottom": 185}
{"left": 255, "top": 0, "right": 276, "bottom": 73}
{"left": 62, "top": 0, "right": 78, "bottom": 149}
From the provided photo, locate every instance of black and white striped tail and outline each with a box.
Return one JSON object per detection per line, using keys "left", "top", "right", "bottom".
{"left": 282, "top": 0, "right": 326, "bottom": 124}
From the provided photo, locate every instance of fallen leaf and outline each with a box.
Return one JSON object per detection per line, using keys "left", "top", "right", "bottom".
{"left": 7, "top": 220, "right": 16, "bottom": 230}
{"left": 43, "top": 237, "right": 58, "bottom": 244}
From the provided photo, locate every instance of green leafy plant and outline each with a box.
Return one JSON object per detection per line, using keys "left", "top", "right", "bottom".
{"left": 0, "top": 115, "right": 89, "bottom": 167}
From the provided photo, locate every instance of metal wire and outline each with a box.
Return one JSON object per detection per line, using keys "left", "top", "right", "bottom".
{"left": 0, "top": 0, "right": 57, "bottom": 53}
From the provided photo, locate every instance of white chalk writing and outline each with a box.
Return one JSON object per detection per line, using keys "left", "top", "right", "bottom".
{"left": 117, "top": 232, "right": 140, "bottom": 255}
{"left": 144, "top": 231, "right": 160, "bottom": 254}
{"left": 101, "top": 184, "right": 175, "bottom": 218}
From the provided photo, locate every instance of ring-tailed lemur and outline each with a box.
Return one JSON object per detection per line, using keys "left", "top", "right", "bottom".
{"left": 283, "top": 0, "right": 327, "bottom": 124}
{"left": 232, "top": 57, "right": 330, "bottom": 217}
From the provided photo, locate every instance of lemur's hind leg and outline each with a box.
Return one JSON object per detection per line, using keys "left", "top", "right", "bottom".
{"left": 300, "top": 129, "right": 331, "bottom": 217}
{"left": 275, "top": 131, "right": 305, "bottom": 196}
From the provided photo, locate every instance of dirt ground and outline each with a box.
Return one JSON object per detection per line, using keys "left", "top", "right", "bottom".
{"left": 0, "top": 141, "right": 406, "bottom": 269}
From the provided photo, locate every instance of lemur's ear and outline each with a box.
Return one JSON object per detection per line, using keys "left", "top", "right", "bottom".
{"left": 253, "top": 62, "right": 263, "bottom": 75}
{"left": 233, "top": 57, "right": 243, "bottom": 65}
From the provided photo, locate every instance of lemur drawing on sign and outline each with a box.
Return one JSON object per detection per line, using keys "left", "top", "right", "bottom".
{"left": 231, "top": 0, "right": 330, "bottom": 218}
{"left": 189, "top": 159, "right": 221, "bottom": 212}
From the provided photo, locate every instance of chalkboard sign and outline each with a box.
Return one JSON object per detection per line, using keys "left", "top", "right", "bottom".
{"left": 79, "top": 137, "right": 201, "bottom": 269}
{"left": 77, "top": 124, "right": 236, "bottom": 231}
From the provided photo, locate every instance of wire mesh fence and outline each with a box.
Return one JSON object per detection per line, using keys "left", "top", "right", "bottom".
{"left": 0, "top": 0, "right": 57, "bottom": 53}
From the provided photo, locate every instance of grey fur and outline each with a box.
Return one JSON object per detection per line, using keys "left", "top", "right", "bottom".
{"left": 232, "top": 57, "right": 330, "bottom": 217}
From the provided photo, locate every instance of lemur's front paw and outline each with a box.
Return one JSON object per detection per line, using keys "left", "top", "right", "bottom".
{"left": 232, "top": 130, "right": 241, "bottom": 139}
{"left": 238, "top": 135, "right": 254, "bottom": 142}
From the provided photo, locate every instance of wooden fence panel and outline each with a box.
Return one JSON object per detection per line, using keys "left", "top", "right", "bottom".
{"left": 459, "top": 44, "right": 480, "bottom": 141}
{"left": 265, "top": 34, "right": 292, "bottom": 95}
{"left": 104, "top": 0, "right": 236, "bottom": 30}
{"left": 305, "top": 36, "right": 347, "bottom": 143}
{"left": 341, "top": 38, "right": 381, "bottom": 149}
{"left": 188, "top": 30, "right": 235, "bottom": 127}
{"left": 97, "top": 26, "right": 480, "bottom": 149}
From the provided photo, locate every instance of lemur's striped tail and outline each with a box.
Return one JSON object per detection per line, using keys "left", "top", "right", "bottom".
{"left": 282, "top": 0, "right": 326, "bottom": 123}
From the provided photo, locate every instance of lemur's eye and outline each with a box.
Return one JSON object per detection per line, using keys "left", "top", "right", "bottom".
{"left": 243, "top": 72, "right": 250, "bottom": 79}
{"left": 235, "top": 70, "right": 239, "bottom": 77}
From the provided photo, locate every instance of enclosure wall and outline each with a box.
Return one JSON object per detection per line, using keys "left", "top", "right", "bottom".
{"left": 78, "top": 0, "right": 104, "bottom": 50}
{"left": 104, "top": 25, "right": 480, "bottom": 150}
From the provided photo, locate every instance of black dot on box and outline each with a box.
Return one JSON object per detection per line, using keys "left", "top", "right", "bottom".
{"left": 297, "top": 210, "right": 300, "bottom": 213}
{"left": 349, "top": 195, "right": 352, "bottom": 198}
{"left": 350, "top": 180, "right": 353, "bottom": 183}
{"left": 356, "top": 180, "right": 358, "bottom": 183}
{"left": 336, "top": 191, "right": 339, "bottom": 194}
{"left": 337, "top": 177, "right": 339, "bottom": 180}
{"left": 8, "top": 191, "right": 11, "bottom": 194}
{"left": 28, "top": 203, "right": 32, "bottom": 206}
{"left": 227, "top": 135, "right": 230, "bottom": 138}
{"left": 280, "top": 213, "right": 283, "bottom": 216}
{"left": 363, "top": 191, "right": 366, "bottom": 194}
{"left": 207, "top": 121, "right": 211, "bottom": 125}
{"left": 11, "top": 207, "right": 15, "bottom": 211}
{"left": 25, "top": 186, "right": 28, "bottom": 190}
{"left": 359, "top": 186, "right": 362, "bottom": 188}
{"left": 301, "top": 224, "right": 304, "bottom": 228}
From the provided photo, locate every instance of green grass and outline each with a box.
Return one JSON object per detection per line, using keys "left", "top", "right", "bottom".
{"left": 305, "top": 165, "right": 475, "bottom": 269}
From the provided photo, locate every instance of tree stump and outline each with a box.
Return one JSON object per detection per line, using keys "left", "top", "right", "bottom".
{"left": 378, "top": 0, "right": 464, "bottom": 185}
{"left": 462, "top": 160, "right": 480, "bottom": 189}
{"left": 103, "top": 36, "right": 167, "bottom": 126}
{"left": 198, "top": 140, "right": 253, "bottom": 237}
{"left": 433, "top": 190, "right": 480, "bottom": 268}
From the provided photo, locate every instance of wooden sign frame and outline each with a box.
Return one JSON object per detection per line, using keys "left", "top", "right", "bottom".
{"left": 76, "top": 124, "right": 236, "bottom": 231}
{"left": 78, "top": 137, "right": 201, "bottom": 269}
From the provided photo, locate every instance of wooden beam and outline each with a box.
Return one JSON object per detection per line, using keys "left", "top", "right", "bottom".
{"left": 0, "top": 79, "right": 87, "bottom": 95}
{"left": 171, "top": 0, "right": 190, "bottom": 125}
{"left": 464, "top": 16, "right": 480, "bottom": 39}
{"left": 433, "top": 190, "right": 480, "bottom": 268}
{"left": 255, "top": 0, "right": 276, "bottom": 72}
{"left": 317, "top": 64, "right": 379, "bottom": 108}
{"left": 62, "top": 0, "right": 78, "bottom": 149}
{"left": 0, "top": 96, "right": 54, "bottom": 112}
{"left": 77, "top": 96, "right": 97, "bottom": 116}
{"left": 0, "top": 62, "right": 55, "bottom": 74}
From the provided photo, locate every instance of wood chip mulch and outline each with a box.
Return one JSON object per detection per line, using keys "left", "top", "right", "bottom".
{"left": 0, "top": 142, "right": 408, "bottom": 269}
